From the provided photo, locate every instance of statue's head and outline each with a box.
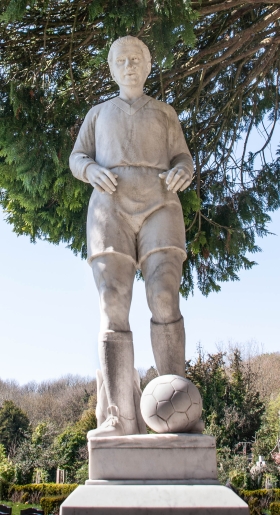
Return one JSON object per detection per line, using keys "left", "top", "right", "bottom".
{"left": 108, "top": 36, "right": 152, "bottom": 89}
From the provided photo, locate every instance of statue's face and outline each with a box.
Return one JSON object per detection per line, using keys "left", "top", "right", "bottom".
{"left": 110, "top": 42, "right": 151, "bottom": 89}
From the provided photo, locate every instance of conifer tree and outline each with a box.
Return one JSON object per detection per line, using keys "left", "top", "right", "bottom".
{"left": 185, "top": 349, "right": 265, "bottom": 448}
{"left": 1, "top": 0, "right": 280, "bottom": 297}
{"left": 0, "top": 400, "right": 30, "bottom": 454}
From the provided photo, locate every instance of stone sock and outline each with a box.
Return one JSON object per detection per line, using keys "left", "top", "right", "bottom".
{"left": 150, "top": 317, "right": 185, "bottom": 377}
{"left": 98, "top": 331, "right": 139, "bottom": 435}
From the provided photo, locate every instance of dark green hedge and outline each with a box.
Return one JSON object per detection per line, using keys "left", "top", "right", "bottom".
{"left": 239, "top": 489, "right": 280, "bottom": 514}
{"left": 9, "top": 484, "right": 77, "bottom": 504}
{"left": 271, "top": 502, "right": 280, "bottom": 515}
{"left": 0, "top": 479, "right": 10, "bottom": 500}
{"left": 40, "top": 495, "right": 67, "bottom": 515}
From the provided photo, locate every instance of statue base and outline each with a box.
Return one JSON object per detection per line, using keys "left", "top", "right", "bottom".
{"left": 87, "top": 433, "right": 217, "bottom": 481}
{"left": 60, "top": 433, "right": 249, "bottom": 514}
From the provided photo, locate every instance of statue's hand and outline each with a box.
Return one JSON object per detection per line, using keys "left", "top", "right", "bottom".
{"left": 85, "top": 163, "right": 118, "bottom": 194}
{"left": 159, "top": 167, "right": 192, "bottom": 193}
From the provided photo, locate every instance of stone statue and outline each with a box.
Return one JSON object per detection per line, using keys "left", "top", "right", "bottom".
{"left": 69, "top": 36, "right": 195, "bottom": 438}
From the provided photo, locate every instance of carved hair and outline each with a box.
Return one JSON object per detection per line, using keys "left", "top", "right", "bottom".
{"left": 108, "top": 36, "right": 151, "bottom": 65}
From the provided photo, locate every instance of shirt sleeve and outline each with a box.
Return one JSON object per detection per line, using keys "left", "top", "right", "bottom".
{"left": 167, "top": 106, "right": 194, "bottom": 181}
{"left": 69, "top": 108, "right": 97, "bottom": 183}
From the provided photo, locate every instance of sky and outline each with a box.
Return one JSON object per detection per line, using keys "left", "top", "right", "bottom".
{"left": 1, "top": 202, "right": 280, "bottom": 386}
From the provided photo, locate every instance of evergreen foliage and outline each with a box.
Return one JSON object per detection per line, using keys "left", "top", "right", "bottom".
{"left": 0, "top": 477, "right": 10, "bottom": 500}
{"left": 185, "top": 348, "right": 265, "bottom": 448}
{"left": 0, "top": 350, "right": 278, "bottom": 488}
{"left": 216, "top": 447, "right": 250, "bottom": 488}
{"left": 0, "top": 378, "right": 97, "bottom": 484}
{"left": 53, "top": 406, "right": 96, "bottom": 481}
{"left": 0, "top": 1, "right": 279, "bottom": 297}
{"left": 253, "top": 393, "right": 280, "bottom": 464}
{"left": 0, "top": 444, "right": 15, "bottom": 482}
{"left": 0, "top": 401, "right": 30, "bottom": 454}
{"left": 13, "top": 422, "right": 58, "bottom": 484}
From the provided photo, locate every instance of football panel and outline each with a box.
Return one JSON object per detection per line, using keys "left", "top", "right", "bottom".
{"left": 140, "top": 393, "right": 157, "bottom": 420}
{"left": 171, "top": 377, "right": 189, "bottom": 393}
{"left": 153, "top": 382, "right": 175, "bottom": 402}
{"left": 156, "top": 400, "right": 174, "bottom": 421}
{"left": 147, "top": 414, "right": 169, "bottom": 433}
{"left": 171, "top": 390, "right": 192, "bottom": 412}
{"left": 167, "top": 411, "right": 189, "bottom": 432}
{"left": 186, "top": 402, "right": 202, "bottom": 423}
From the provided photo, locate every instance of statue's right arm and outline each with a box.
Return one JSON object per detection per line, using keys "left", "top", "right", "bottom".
{"left": 69, "top": 108, "right": 118, "bottom": 194}
{"left": 69, "top": 109, "right": 97, "bottom": 183}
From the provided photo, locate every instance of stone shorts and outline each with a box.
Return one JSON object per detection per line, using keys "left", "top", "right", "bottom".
{"left": 86, "top": 166, "right": 187, "bottom": 269}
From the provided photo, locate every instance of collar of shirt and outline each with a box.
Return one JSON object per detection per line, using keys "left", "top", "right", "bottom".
{"left": 109, "top": 94, "right": 152, "bottom": 115}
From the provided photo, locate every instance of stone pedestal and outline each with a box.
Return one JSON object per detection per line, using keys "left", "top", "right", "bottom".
{"left": 60, "top": 484, "right": 249, "bottom": 514}
{"left": 60, "top": 433, "right": 249, "bottom": 515}
{"left": 87, "top": 433, "right": 217, "bottom": 481}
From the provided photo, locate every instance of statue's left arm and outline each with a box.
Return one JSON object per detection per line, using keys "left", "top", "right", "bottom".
{"left": 159, "top": 105, "right": 194, "bottom": 193}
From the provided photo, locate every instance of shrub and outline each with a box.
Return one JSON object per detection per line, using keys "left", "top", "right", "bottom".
{"left": 0, "top": 478, "right": 10, "bottom": 500}
{"left": 75, "top": 463, "right": 88, "bottom": 485}
{"left": 40, "top": 495, "right": 67, "bottom": 515}
{"left": 271, "top": 502, "right": 280, "bottom": 515}
{"left": 8, "top": 483, "right": 78, "bottom": 504}
{"left": 217, "top": 447, "right": 251, "bottom": 488}
{"left": 0, "top": 444, "right": 15, "bottom": 482}
{"left": 239, "top": 489, "right": 280, "bottom": 514}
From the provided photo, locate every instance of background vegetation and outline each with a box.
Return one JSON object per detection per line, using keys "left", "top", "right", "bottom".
{"left": 1, "top": 347, "right": 279, "bottom": 490}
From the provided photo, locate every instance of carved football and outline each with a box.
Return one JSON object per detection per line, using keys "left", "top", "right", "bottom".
{"left": 140, "top": 374, "right": 202, "bottom": 433}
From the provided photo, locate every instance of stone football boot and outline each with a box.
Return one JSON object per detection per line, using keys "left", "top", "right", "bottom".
{"left": 95, "top": 330, "right": 144, "bottom": 436}
{"left": 95, "top": 368, "right": 147, "bottom": 435}
{"left": 87, "top": 405, "right": 125, "bottom": 438}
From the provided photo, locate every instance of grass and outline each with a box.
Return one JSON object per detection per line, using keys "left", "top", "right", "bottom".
{"left": 0, "top": 501, "right": 41, "bottom": 515}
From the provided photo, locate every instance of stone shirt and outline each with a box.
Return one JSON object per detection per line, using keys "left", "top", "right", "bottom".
{"left": 69, "top": 95, "right": 193, "bottom": 181}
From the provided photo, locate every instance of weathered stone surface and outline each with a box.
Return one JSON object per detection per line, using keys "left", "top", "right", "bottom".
{"left": 69, "top": 36, "right": 194, "bottom": 439}
{"left": 88, "top": 433, "right": 217, "bottom": 481}
{"left": 60, "top": 484, "right": 249, "bottom": 514}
